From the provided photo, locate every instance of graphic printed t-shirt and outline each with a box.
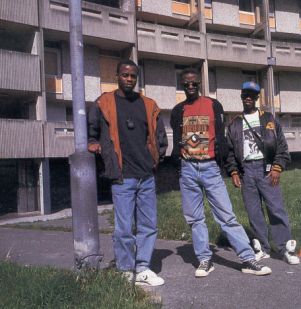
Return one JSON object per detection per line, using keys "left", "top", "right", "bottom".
{"left": 181, "top": 97, "right": 215, "bottom": 160}
{"left": 243, "top": 110, "right": 264, "bottom": 161}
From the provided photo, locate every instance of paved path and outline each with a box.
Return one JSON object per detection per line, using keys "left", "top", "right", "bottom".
{"left": 0, "top": 211, "right": 301, "bottom": 309}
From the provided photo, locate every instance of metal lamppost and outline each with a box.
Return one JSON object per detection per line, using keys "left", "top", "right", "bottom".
{"left": 68, "top": 0, "right": 102, "bottom": 269}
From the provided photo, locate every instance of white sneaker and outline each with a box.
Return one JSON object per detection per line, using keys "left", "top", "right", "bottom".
{"left": 283, "top": 240, "right": 300, "bottom": 265}
{"left": 252, "top": 239, "right": 270, "bottom": 261}
{"left": 135, "top": 269, "right": 165, "bottom": 286}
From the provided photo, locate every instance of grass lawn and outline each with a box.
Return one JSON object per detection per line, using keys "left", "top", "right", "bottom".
{"left": 0, "top": 262, "right": 159, "bottom": 309}
{"left": 157, "top": 168, "right": 301, "bottom": 252}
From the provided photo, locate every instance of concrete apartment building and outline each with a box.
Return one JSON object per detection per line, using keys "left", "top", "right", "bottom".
{"left": 0, "top": 0, "right": 301, "bottom": 215}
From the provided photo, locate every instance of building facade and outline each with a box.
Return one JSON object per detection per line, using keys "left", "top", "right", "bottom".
{"left": 0, "top": 0, "right": 301, "bottom": 214}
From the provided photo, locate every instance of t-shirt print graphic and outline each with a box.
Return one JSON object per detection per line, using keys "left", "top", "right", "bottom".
{"left": 181, "top": 115, "right": 211, "bottom": 160}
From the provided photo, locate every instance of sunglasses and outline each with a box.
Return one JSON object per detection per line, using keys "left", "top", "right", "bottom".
{"left": 183, "top": 81, "right": 200, "bottom": 88}
{"left": 241, "top": 93, "right": 259, "bottom": 100}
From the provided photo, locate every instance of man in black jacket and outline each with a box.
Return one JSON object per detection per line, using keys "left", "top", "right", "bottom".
{"left": 226, "top": 81, "right": 299, "bottom": 265}
{"left": 170, "top": 68, "right": 271, "bottom": 277}
{"left": 88, "top": 60, "right": 168, "bottom": 286}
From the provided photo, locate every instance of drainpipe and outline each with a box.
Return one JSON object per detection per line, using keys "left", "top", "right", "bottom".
{"left": 197, "top": 0, "right": 209, "bottom": 97}
{"left": 69, "top": 0, "right": 102, "bottom": 270}
{"left": 263, "top": 0, "right": 275, "bottom": 116}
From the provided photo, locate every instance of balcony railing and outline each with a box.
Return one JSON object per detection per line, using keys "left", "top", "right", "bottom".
{"left": 272, "top": 42, "right": 301, "bottom": 68}
{"left": 42, "top": 0, "right": 135, "bottom": 44}
{"left": 0, "top": 119, "right": 44, "bottom": 158}
{"left": 0, "top": 119, "right": 76, "bottom": 158}
{"left": 43, "top": 121, "right": 74, "bottom": 158}
{"left": 207, "top": 34, "right": 268, "bottom": 66}
{"left": 0, "top": 49, "right": 40, "bottom": 92}
{"left": 137, "top": 22, "right": 205, "bottom": 60}
{"left": 0, "top": 0, "right": 38, "bottom": 26}
{"left": 283, "top": 127, "right": 301, "bottom": 152}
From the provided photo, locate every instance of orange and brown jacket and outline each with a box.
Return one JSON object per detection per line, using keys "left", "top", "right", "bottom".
{"left": 88, "top": 90, "right": 167, "bottom": 181}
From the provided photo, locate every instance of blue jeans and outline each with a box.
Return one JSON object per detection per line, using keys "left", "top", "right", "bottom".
{"left": 179, "top": 160, "right": 254, "bottom": 262}
{"left": 111, "top": 176, "right": 157, "bottom": 273}
{"left": 242, "top": 160, "right": 291, "bottom": 254}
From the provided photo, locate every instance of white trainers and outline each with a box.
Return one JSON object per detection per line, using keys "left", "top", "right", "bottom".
{"left": 252, "top": 239, "right": 270, "bottom": 261}
{"left": 135, "top": 269, "right": 165, "bottom": 286}
{"left": 283, "top": 240, "right": 300, "bottom": 265}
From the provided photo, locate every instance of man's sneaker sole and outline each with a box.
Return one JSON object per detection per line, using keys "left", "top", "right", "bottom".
{"left": 241, "top": 266, "right": 272, "bottom": 276}
{"left": 195, "top": 266, "right": 215, "bottom": 277}
{"left": 135, "top": 281, "right": 163, "bottom": 287}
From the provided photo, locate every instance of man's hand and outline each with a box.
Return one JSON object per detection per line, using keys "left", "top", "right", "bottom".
{"left": 231, "top": 173, "right": 241, "bottom": 188}
{"left": 88, "top": 143, "right": 101, "bottom": 154}
{"left": 267, "top": 170, "right": 280, "bottom": 186}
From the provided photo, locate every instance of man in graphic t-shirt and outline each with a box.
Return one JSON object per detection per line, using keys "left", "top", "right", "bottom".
{"left": 226, "top": 81, "right": 300, "bottom": 265}
{"left": 170, "top": 68, "right": 272, "bottom": 277}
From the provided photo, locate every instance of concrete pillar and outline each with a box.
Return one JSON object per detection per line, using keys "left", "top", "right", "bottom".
{"left": 262, "top": 0, "right": 275, "bottom": 116}
{"left": 201, "top": 60, "right": 209, "bottom": 97}
{"left": 197, "top": 0, "right": 209, "bottom": 97}
{"left": 266, "top": 66, "right": 275, "bottom": 115}
{"left": 121, "top": 0, "right": 139, "bottom": 91}
{"left": 35, "top": 0, "right": 52, "bottom": 214}
{"left": 38, "top": 159, "right": 52, "bottom": 214}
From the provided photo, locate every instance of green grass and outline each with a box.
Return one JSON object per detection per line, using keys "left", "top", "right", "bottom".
{"left": 157, "top": 169, "right": 301, "bottom": 252}
{"left": 0, "top": 262, "right": 159, "bottom": 309}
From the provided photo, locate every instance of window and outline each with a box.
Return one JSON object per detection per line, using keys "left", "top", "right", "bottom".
{"left": 269, "top": 0, "right": 275, "bottom": 17}
{"left": 175, "top": 65, "right": 189, "bottom": 91}
{"left": 291, "top": 116, "right": 301, "bottom": 128}
{"left": 241, "top": 70, "right": 258, "bottom": 83}
{"left": 85, "top": 0, "right": 120, "bottom": 8}
{"left": 45, "top": 48, "right": 61, "bottom": 77}
{"left": 138, "top": 62, "right": 144, "bottom": 90}
{"left": 175, "top": 0, "right": 190, "bottom": 3}
{"left": 239, "top": 0, "right": 254, "bottom": 13}
{"left": 205, "top": 0, "right": 212, "bottom": 7}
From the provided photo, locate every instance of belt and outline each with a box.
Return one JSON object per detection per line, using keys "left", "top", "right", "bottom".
{"left": 243, "top": 159, "right": 264, "bottom": 164}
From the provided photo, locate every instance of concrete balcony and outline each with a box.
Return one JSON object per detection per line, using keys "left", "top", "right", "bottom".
{"left": 0, "top": 49, "right": 41, "bottom": 92}
{"left": 272, "top": 42, "right": 301, "bottom": 69}
{"left": 283, "top": 128, "right": 301, "bottom": 152}
{"left": 0, "top": 119, "right": 44, "bottom": 158}
{"left": 207, "top": 34, "right": 268, "bottom": 67}
{"left": 137, "top": 22, "right": 206, "bottom": 62}
{"left": 43, "top": 121, "right": 74, "bottom": 158}
{"left": 42, "top": 0, "right": 135, "bottom": 45}
{"left": 0, "top": 0, "right": 38, "bottom": 26}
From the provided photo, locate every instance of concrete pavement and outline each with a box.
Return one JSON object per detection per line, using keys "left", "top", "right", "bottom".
{"left": 0, "top": 209, "right": 301, "bottom": 309}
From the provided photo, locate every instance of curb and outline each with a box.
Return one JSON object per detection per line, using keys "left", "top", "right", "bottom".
{"left": 0, "top": 204, "right": 113, "bottom": 226}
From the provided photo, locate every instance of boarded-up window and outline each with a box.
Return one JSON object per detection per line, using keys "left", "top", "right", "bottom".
{"left": 100, "top": 56, "right": 120, "bottom": 83}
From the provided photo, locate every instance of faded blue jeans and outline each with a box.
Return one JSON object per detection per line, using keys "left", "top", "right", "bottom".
{"left": 179, "top": 159, "right": 255, "bottom": 262}
{"left": 111, "top": 176, "right": 157, "bottom": 273}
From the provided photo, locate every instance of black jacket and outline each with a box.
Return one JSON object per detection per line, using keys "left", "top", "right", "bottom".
{"left": 170, "top": 97, "right": 229, "bottom": 167}
{"left": 225, "top": 110, "right": 290, "bottom": 176}
{"left": 88, "top": 97, "right": 168, "bottom": 181}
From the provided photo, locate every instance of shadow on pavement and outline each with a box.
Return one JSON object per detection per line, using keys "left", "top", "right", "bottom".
{"left": 176, "top": 243, "right": 242, "bottom": 271}
{"left": 151, "top": 249, "right": 173, "bottom": 273}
